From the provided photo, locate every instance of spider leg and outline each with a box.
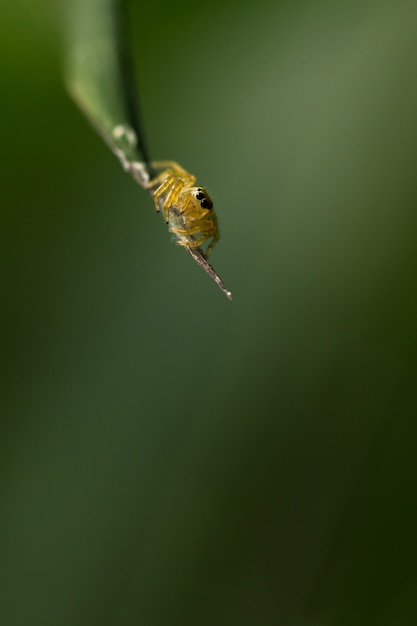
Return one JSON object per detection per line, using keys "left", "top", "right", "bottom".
{"left": 175, "top": 234, "right": 217, "bottom": 254}
{"left": 174, "top": 234, "right": 208, "bottom": 247}
{"left": 151, "top": 175, "right": 176, "bottom": 213}
{"left": 171, "top": 218, "right": 218, "bottom": 255}
{"left": 163, "top": 179, "right": 184, "bottom": 222}
{"left": 170, "top": 220, "right": 216, "bottom": 237}
{"left": 151, "top": 161, "right": 197, "bottom": 186}
{"left": 205, "top": 231, "right": 219, "bottom": 256}
{"left": 152, "top": 176, "right": 185, "bottom": 222}
{"left": 146, "top": 170, "right": 173, "bottom": 190}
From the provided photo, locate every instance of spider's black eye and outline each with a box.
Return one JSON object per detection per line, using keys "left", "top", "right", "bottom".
{"left": 195, "top": 188, "right": 213, "bottom": 209}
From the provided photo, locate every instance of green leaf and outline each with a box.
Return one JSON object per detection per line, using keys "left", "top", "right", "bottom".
{"left": 64, "top": 0, "right": 232, "bottom": 299}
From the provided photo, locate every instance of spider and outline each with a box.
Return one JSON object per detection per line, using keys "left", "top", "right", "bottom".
{"left": 146, "top": 161, "right": 219, "bottom": 256}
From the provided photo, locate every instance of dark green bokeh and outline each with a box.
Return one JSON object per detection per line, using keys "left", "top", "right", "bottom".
{"left": 1, "top": 1, "right": 417, "bottom": 625}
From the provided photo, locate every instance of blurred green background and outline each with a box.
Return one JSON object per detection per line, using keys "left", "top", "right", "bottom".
{"left": 1, "top": 1, "right": 417, "bottom": 625}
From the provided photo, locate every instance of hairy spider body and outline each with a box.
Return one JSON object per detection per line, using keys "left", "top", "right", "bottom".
{"left": 146, "top": 161, "right": 219, "bottom": 256}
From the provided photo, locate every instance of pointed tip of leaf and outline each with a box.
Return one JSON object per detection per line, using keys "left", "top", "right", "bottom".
{"left": 185, "top": 246, "right": 232, "bottom": 301}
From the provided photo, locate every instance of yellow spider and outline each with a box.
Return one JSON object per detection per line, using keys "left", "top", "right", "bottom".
{"left": 146, "top": 161, "right": 219, "bottom": 256}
